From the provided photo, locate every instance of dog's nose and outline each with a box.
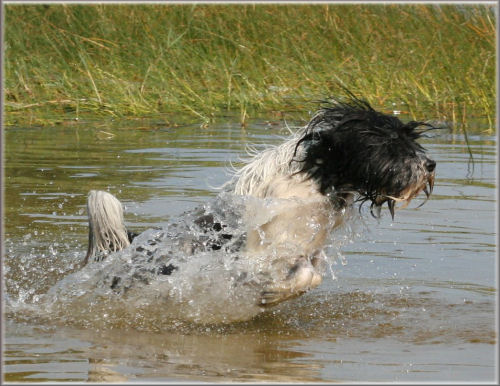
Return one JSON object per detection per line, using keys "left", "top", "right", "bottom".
{"left": 425, "top": 159, "right": 436, "bottom": 173}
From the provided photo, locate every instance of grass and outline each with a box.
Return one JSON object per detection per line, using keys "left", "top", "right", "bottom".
{"left": 3, "top": 4, "right": 496, "bottom": 131}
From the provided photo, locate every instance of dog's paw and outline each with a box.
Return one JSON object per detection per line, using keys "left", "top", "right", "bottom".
{"left": 257, "top": 257, "right": 322, "bottom": 307}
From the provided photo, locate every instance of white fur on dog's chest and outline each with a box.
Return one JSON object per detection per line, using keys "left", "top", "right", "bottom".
{"left": 245, "top": 175, "right": 336, "bottom": 257}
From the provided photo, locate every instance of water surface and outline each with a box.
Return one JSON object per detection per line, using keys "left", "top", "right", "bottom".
{"left": 3, "top": 117, "right": 497, "bottom": 382}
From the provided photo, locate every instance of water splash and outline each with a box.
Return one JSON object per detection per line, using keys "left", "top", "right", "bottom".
{"left": 5, "top": 192, "right": 362, "bottom": 329}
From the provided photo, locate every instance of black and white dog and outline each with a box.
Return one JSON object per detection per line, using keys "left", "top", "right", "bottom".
{"left": 83, "top": 96, "right": 436, "bottom": 309}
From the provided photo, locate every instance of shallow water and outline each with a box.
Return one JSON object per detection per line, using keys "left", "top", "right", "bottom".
{"left": 3, "top": 117, "right": 497, "bottom": 382}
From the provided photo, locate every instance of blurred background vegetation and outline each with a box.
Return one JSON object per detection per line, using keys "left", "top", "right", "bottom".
{"left": 3, "top": 4, "right": 496, "bottom": 131}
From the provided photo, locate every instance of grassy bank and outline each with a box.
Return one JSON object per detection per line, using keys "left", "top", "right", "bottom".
{"left": 4, "top": 4, "right": 496, "bottom": 130}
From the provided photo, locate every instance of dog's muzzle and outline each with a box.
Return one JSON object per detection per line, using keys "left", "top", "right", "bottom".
{"left": 421, "top": 156, "right": 436, "bottom": 198}
{"left": 372, "top": 156, "right": 436, "bottom": 219}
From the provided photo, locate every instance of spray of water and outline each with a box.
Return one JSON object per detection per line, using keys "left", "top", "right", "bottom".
{"left": 5, "top": 192, "right": 363, "bottom": 330}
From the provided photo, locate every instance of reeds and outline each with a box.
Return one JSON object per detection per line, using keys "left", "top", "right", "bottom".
{"left": 4, "top": 4, "right": 496, "bottom": 131}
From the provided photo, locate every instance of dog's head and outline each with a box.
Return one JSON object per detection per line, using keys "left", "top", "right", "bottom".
{"left": 294, "top": 97, "right": 437, "bottom": 218}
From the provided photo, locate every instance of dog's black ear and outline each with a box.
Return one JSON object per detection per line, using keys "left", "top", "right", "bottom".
{"left": 293, "top": 129, "right": 345, "bottom": 194}
{"left": 292, "top": 129, "right": 320, "bottom": 164}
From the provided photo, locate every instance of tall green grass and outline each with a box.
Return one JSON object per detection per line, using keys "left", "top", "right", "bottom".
{"left": 4, "top": 4, "right": 496, "bottom": 130}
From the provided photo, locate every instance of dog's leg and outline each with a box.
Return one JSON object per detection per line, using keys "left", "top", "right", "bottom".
{"left": 258, "top": 256, "right": 323, "bottom": 307}
{"left": 84, "top": 190, "right": 132, "bottom": 265}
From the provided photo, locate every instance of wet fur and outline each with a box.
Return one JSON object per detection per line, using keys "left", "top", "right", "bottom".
{"left": 85, "top": 95, "right": 437, "bottom": 307}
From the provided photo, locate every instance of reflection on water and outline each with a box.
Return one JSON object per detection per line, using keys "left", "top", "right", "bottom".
{"left": 3, "top": 117, "right": 497, "bottom": 382}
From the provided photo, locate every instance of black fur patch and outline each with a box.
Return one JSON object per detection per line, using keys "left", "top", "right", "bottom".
{"left": 194, "top": 213, "right": 234, "bottom": 251}
{"left": 158, "top": 263, "right": 178, "bottom": 275}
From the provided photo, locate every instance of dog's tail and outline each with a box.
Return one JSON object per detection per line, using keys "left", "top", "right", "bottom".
{"left": 84, "top": 190, "right": 131, "bottom": 265}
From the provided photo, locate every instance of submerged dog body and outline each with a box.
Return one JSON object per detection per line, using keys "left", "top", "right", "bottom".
{"left": 84, "top": 96, "right": 436, "bottom": 308}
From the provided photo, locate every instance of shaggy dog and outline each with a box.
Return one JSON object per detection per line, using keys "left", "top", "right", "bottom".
{"left": 83, "top": 96, "right": 436, "bottom": 308}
